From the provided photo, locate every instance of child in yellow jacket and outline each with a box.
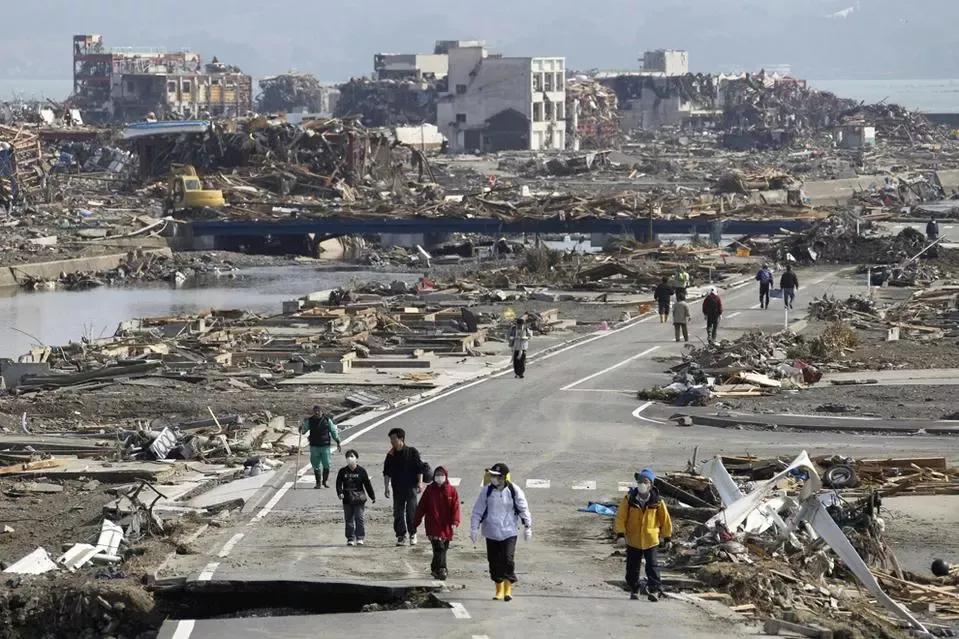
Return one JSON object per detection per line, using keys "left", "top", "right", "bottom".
{"left": 614, "top": 468, "right": 672, "bottom": 601}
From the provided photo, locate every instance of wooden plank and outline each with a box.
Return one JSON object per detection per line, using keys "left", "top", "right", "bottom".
{"left": 857, "top": 457, "right": 947, "bottom": 471}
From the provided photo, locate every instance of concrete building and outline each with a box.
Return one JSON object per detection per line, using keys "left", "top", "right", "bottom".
{"left": 373, "top": 53, "right": 449, "bottom": 81}
{"left": 641, "top": 49, "right": 689, "bottom": 76}
{"left": 437, "top": 44, "right": 565, "bottom": 152}
{"left": 71, "top": 34, "right": 252, "bottom": 123}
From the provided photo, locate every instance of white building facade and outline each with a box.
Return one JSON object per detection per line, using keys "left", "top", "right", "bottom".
{"left": 437, "top": 45, "right": 565, "bottom": 153}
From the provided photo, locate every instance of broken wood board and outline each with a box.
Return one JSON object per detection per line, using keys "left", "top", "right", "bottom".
{"left": 0, "top": 457, "right": 176, "bottom": 481}
{"left": 279, "top": 372, "right": 436, "bottom": 387}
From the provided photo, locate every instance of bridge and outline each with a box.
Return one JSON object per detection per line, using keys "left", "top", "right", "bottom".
{"left": 190, "top": 215, "right": 816, "bottom": 238}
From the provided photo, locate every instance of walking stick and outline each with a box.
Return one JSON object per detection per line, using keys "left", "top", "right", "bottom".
{"left": 294, "top": 428, "right": 302, "bottom": 491}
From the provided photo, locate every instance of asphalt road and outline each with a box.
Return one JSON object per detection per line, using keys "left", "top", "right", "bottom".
{"left": 157, "top": 266, "right": 959, "bottom": 639}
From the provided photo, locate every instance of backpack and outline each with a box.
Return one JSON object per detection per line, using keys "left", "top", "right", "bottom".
{"left": 420, "top": 459, "right": 432, "bottom": 483}
{"left": 479, "top": 482, "right": 523, "bottom": 523}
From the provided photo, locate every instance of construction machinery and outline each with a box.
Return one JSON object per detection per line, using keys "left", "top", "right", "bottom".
{"left": 164, "top": 164, "right": 225, "bottom": 213}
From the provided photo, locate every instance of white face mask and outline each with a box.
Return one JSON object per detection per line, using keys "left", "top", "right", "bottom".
{"left": 434, "top": 475, "right": 447, "bottom": 486}
{"left": 346, "top": 457, "right": 358, "bottom": 467}
{"left": 636, "top": 483, "right": 651, "bottom": 495}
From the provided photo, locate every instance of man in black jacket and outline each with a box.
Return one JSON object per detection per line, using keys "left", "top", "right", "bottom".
{"left": 653, "top": 277, "right": 673, "bottom": 323}
{"left": 383, "top": 428, "right": 424, "bottom": 546}
{"left": 336, "top": 450, "right": 376, "bottom": 546}
{"left": 779, "top": 265, "right": 799, "bottom": 310}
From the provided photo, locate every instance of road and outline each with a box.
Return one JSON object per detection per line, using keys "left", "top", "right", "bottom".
{"left": 157, "top": 266, "right": 959, "bottom": 639}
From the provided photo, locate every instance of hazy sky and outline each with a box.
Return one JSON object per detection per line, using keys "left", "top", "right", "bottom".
{"left": 2, "top": 0, "right": 957, "bottom": 82}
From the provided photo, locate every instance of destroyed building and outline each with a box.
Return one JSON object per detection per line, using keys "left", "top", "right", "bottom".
{"left": 438, "top": 44, "right": 566, "bottom": 152}
{"left": 565, "top": 77, "right": 619, "bottom": 150}
{"left": 373, "top": 52, "right": 449, "bottom": 81}
{"left": 335, "top": 77, "right": 437, "bottom": 127}
{"left": 640, "top": 49, "right": 689, "bottom": 75}
{"left": 256, "top": 73, "right": 340, "bottom": 116}
{"left": 70, "top": 34, "right": 252, "bottom": 123}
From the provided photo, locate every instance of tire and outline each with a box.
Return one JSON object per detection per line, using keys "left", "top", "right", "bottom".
{"left": 824, "top": 464, "right": 859, "bottom": 489}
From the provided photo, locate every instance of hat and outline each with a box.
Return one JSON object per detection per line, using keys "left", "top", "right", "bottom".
{"left": 486, "top": 462, "right": 510, "bottom": 476}
{"left": 708, "top": 286, "right": 718, "bottom": 294}
{"left": 634, "top": 468, "right": 656, "bottom": 483}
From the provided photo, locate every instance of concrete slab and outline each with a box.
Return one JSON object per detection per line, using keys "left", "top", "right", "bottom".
{"left": 187, "top": 470, "right": 277, "bottom": 511}
{"left": 822, "top": 368, "right": 959, "bottom": 386}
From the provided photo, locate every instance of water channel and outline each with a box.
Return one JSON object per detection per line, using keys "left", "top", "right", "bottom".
{"left": 0, "top": 265, "right": 418, "bottom": 358}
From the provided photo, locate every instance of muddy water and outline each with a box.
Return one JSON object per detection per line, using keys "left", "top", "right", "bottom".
{"left": 0, "top": 265, "right": 417, "bottom": 358}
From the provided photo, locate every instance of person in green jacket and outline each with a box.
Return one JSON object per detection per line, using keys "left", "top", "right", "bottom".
{"left": 301, "top": 405, "right": 341, "bottom": 488}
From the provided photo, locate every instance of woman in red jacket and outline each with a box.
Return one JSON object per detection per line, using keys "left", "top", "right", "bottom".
{"left": 414, "top": 466, "right": 461, "bottom": 580}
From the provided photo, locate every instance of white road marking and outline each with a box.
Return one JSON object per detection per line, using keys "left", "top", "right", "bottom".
{"left": 572, "top": 480, "right": 596, "bottom": 490}
{"left": 727, "top": 311, "right": 742, "bottom": 318}
{"left": 449, "top": 477, "right": 462, "bottom": 486}
{"left": 472, "top": 636, "right": 490, "bottom": 639}
{"left": 632, "top": 402, "right": 666, "bottom": 425}
{"left": 526, "top": 479, "right": 550, "bottom": 489}
{"left": 170, "top": 620, "right": 196, "bottom": 639}
{"left": 618, "top": 482, "right": 635, "bottom": 492}
{"left": 197, "top": 561, "right": 220, "bottom": 581}
{"left": 749, "top": 303, "right": 761, "bottom": 309}
{"left": 566, "top": 388, "right": 637, "bottom": 393}
{"left": 560, "top": 346, "right": 660, "bottom": 391}
{"left": 217, "top": 533, "right": 245, "bottom": 558}
{"left": 450, "top": 602, "right": 471, "bottom": 619}
{"left": 248, "top": 481, "right": 294, "bottom": 524}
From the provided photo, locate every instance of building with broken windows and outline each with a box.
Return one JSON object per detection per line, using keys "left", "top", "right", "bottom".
{"left": 71, "top": 34, "right": 252, "bottom": 123}
{"left": 437, "top": 44, "right": 565, "bottom": 153}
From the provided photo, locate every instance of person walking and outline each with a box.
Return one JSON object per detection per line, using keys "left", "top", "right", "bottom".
{"left": 702, "top": 286, "right": 723, "bottom": 342}
{"left": 675, "top": 267, "right": 691, "bottom": 300}
{"left": 653, "top": 277, "right": 673, "bottom": 323}
{"left": 779, "top": 264, "right": 799, "bottom": 310}
{"left": 335, "top": 450, "right": 375, "bottom": 546}
{"left": 470, "top": 463, "right": 532, "bottom": 602}
{"left": 414, "top": 466, "right": 461, "bottom": 580}
{"left": 926, "top": 218, "right": 940, "bottom": 242}
{"left": 508, "top": 317, "right": 532, "bottom": 379}
{"left": 755, "top": 263, "right": 773, "bottom": 310}
{"left": 672, "top": 296, "right": 690, "bottom": 343}
{"left": 301, "top": 406, "right": 341, "bottom": 488}
{"left": 614, "top": 468, "right": 672, "bottom": 602}
{"left": 383, "top": 428, "right": 424, "bottom": 546}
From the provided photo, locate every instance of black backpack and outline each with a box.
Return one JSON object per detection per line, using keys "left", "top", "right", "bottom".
{"left": 479, "top": 482, "right": 526, "bottom": 525}
{"left": 420, "top": 460, "right": 432, "bottom": 483}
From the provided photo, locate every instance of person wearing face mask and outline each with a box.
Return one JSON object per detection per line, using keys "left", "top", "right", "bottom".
{"left": 413, "top": 466, "right": 461, "bottom": 580}
{"left": 335, "top": 450, "right": 376, "bottom": 546}
{"left": 470, "top": 463, "right": 533, "bottom": 602}
{"left": 614, "top": 468, "right": 672, "bottom": 601}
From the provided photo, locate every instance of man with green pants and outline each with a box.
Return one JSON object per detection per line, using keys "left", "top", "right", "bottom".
{"left": 301, "top": 406, "right": 341, "bottom": 488}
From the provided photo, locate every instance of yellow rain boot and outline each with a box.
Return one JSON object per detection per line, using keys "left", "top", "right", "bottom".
{"left": 493, "top": 581, "right": 505, "bottom": 600}
{"left": 504, "top": 581, "right": 513, "bottom": 602}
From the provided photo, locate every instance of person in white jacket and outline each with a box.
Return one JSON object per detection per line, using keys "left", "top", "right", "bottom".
{"left": 470, "top": 462, "right": 533, "bottom": 602}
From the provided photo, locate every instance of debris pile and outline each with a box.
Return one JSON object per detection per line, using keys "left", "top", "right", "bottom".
{"left": 256, "top": 73, "right": 331, "bottom": 114}
{"left": 335, "top": 77, "right": 438, "bottom": 127}
{"left": 643, "top": 452, "right": 958, "bottom": 637}
{"left": 638, "top": 330, "right": 824, "bottom": 404}
{"left": 565, "top": 78, "right": 620, "bottom": 149}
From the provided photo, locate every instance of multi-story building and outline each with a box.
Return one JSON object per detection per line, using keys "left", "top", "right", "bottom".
{"left": 437, "top": 44, "right": 565, "bottom": 152}
{"left": 641, "top": 49, "right": 689, "bottom": 76}
{"left": 373, "top": 53, "right": 449, "bottom": 81}
{"left": 71, "top": 34, "right": 252, "bottom": 123}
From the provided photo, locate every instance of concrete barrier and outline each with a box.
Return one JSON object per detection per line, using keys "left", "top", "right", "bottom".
{"left": 0, "top": 248, "right": 173, "bottom": 288}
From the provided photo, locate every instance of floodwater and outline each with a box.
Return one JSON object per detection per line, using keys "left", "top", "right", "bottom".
{"left": 0, "top": 265, "right": 417, "bottom": 358}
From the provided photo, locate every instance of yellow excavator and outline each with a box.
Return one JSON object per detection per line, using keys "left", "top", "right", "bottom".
{"left": 163, "top": 164, "right": 225, "bottom": 214}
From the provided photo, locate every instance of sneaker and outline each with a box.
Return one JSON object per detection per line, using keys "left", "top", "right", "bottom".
{"left": 357, "top": 539, "right": 365, "bottom": 546}
{"left": 347, "top": 539, "right": 355, "bottom": 546}
{"left": 438, "top": 569, "right": 448, "bottom": 580}
{"left": 647, "top": 592, "right": 659, "bottom": 602}
{"left": 630, "top": 592, "right": 639, "bottom": 600}
{"left": 396, "top": 536, "right": 406, "bottom": 546}
{"left": 409, "top": 534, "right": 418, "bottom": 546}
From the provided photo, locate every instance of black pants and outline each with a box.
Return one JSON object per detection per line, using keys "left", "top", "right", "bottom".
{"left": 486, "top": 536, "right": 518, "bottom": 583}
{"left": 759, "top": 282, "right": 770, "bottom": 308}
{"left": 658, "top": 300, "right": 670, "bottom": 318}
{"left": 625, "top": 545, "right": 661, "bottom": 593}
{"left": 343, "top": 502, "right": 366, "bottom": 541}
{"left": 512, "top": 350, "right": 526, "bottom": 377}
{"left": 392, "top": 487, "right": 417, "bottom": 538}
{"left": 430, "top": 538, "right": 450, "bottom": 574}
{"left": 706, "top": 315, "right": 719, "bottom": 340}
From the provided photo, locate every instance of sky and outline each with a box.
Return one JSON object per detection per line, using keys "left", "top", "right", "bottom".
{"left": 1, "top": 0, "right": 957, "bottom": 83}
